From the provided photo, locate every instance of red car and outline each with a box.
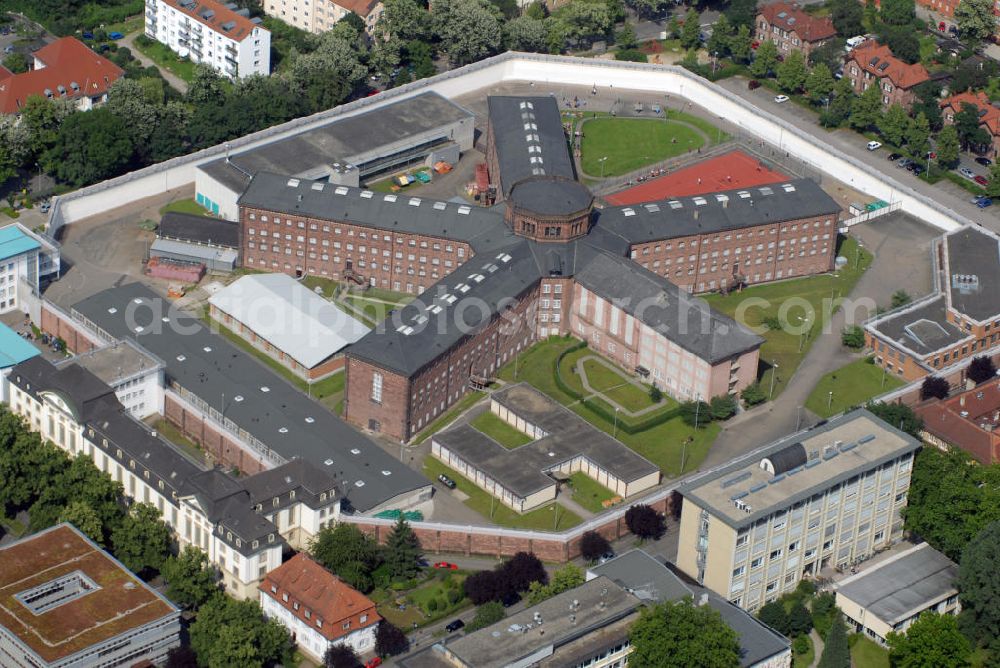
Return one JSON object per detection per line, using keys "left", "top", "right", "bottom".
{"left": 365, "top": 659, "right": 382, "bottom": 668}
{"left": 939, "top": 21, "right": 946, "bottom": 31}
{"left": 434, "top": 561, "right": 459, "bottom": 570}
{"left": 975, "top": 175, "right": 989, "bottom": 186}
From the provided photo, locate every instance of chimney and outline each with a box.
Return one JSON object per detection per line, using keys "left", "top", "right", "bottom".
{"left": 723, "top": 199, "right": 729, "bottom": 208}
{"left": 693, "top": 209, "right": 700, "bottom": 220}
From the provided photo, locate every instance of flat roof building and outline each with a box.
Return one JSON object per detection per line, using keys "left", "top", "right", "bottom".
{"left": 432, "top": 384, "right": 659, "bottom": 512}
{"left": 588, "top": 550, "right": 791, "bottom": 667}
{"left": 197, "top": 92, "right": 475, "bottom": 220}
{"left": 0, "top": 523, "right": 180, "bottom": 668}
{"left": 402, "top": 576, "right": 642, "bottom": 668}
{"left": 152, "top": 211, "right": 241, "bottom": 272}
{"left": 676, "top": 411, "right": 921, "bottom": 611}
{"left": 835, "top": 543, "right": 959, "bottom": 644}
{"left": 866, "top": 225, "right": 1000, "bottom": 381}
{"left": 0, "top": 321, "right": 39, "bottom": 402}
{"left": 71, "top": 282, "right": 431, "bottom": 513}
{"left": 63, "top": 339, "right": 165, "bottom": 418}
{"left": 209, "top": 273, "right": 370, "bottom": 380}
{"left": 0, "top": 223, "right": 60, "bottom": 314}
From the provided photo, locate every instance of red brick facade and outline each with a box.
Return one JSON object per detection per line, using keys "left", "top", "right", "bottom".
{"left": 846, "top": 41, "right": 929, "bottom": 111}
{"left": 163, "top": 392, "right": 268, "bottom": 475}
{"left": 241, "top": 205, "right": 472, "bottom": 295}
{"left": 941, "top": 91, "right": 1000, "bottom": 159}
{"left": 628, "top": 213, "right": 838, "bottom": 294}
{"left": 755, "top": 3, "right": 836, "bottom": 60}
{"left": 344, "top": 282, "right": 540, "bottom": 441}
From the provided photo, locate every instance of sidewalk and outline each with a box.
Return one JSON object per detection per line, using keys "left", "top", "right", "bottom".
{"left": 122, "top": 32, "right": 189, "bottom": 94}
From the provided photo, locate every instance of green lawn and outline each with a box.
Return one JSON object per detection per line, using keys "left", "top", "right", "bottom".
{"left": 132, "top": 37, "right": 197, "bottom": 82}
{"left": 469, "top": 411, "right": 533, "bottom": 448}
{"left": 581, "top": 118, "right": 706, "bottom": 177}
{"left": 105, "top": 15, "right": 144, "bottom": 36}
{"left": 152, "top": 418, "right": 205, "bottom": 464}
{"left": 557, "top": 348, "right": 678, "bottom": 422}
{"left": 704, "top": 237, "right": 873, "bottom": 400}
{"left": 422, "top": 457, "right": 582, "bottom": 530}
{"left": 342, "top": 294, "right": 409, "bottom": 326}
{"left": 413, "top": 391, "right": 485, "bottom": 444}
{"left": 498, "top": 337, "right": 716, "bottom": 476}
{"left": 581, "top": 358, "right": 663, "bottom": 413}
{"left": 792, "top": 635, "right": 814, "bottom": 668}
{"left": 568, "top": 472, "right": 617, "bottom": 512}
{"left": 301, "top": 275, "right": 339, "bottom": 299}
{"left": 159, "top": 198, "right": 211, "bottom": 217}
{"left": 804, "top": 357, "right": 904, "bottom": 418}
{"left": 849, "top": 634, "right": 889, "bottom": 668}
{"left": 375, "top": 572, "right": 472, "bottom": 630}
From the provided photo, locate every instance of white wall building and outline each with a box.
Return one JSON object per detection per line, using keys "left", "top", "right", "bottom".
{"left": 144, "top": 0, "right": 271, "bottom": 79}
{"left": 4, "top": 355, "right": 342, "bottom": 600}
{"left": 260, "top": 553, "right": 380, "bottom": 664}
{"left": 0, "top": 224, "right": 60, "bottom": 314}
{"left": 264, "top": 0, "right": 384, "bottom": 35}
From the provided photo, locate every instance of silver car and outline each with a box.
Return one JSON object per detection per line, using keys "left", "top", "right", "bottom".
{"left": 959, "top": 167, "right": 976, "bottom": 179}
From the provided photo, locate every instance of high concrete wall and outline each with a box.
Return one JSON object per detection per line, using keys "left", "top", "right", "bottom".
{"left": 47, "top": 53, "right": 967, "bottom": 240}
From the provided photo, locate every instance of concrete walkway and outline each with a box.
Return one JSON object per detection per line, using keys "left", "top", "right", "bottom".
{"left": 809, "top": 629, "right": 825, "bottom": 668}
{"left": 122, "top": 32, "right": 189, "bottom": 94}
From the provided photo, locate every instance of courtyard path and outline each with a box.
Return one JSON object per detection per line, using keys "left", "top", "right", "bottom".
{"left": 122, "top": 32, "right": 189, "bottom": 95}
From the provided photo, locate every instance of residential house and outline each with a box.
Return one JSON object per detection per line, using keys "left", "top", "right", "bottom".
{"left": 845, "top": 40, "right": 929, "bottom": 110}
{"left": 940, "top": 90, "right": 1000, "bottom": 159}
{"left": 756, "top": 2, "right": 837, "bottom": 60}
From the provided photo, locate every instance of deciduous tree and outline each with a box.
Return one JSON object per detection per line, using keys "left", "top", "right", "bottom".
{"left": 190, "top": 595, "right": 294, "bottom": 668}
{"left": 111, "top": 502, "right": 172, "bottom": 576}
{"left": 831, "top": 0, "right": 865, "bottom": 36}
{"left": 750, "top": 39, "right": 778, "bottom": 78}
{"left": 680, "top": 8, "right": 701, "bottom": 50}
{"left": 580, "top": 530, "right": 612, "bottom": 561}
{"left": 936, "top": 125, "right": 961, "bottom": 168}
{"left": 310, "top": 523, "right": 382, "bottom": 591}
{"left": 866, "top": 401, "right": 922, "bottom": 436}
{"left": 43, "top": 108, "right": 134, "bottom": 186}
{"left": 375, "top": 621, "right": 409, "bottom": 657}
{"left": 505, "top": 16, "right": 549, "bottom": 52}
{"left": 161, "top": 547, "right": 219, "bottom": 610}
{"left": 777, "top": 50, "right": 808, "bottom": 93}
{"left": 758, "top": 601, "right": 790, "bottom": 635}
{"left": 433, "top": 0, "right": 503, "bottom": 65}
{"left": 879, "top": 103, "right": 910, "bottom": 147}
{"left": 805, "top": 63, "right": 835, "bottom": 104}
{"left": 59, "top": 501, "right": 104, "bottom": 546}
{"left": 625, "top": 504, "right": 665, "bottom": 539}
{"left": 526, "top": 563, "right": 584, "bottom": 604}
{"left": 465, "top": 600, "right": 505, "bottom": 631}
{"left": 817, "top": 613, "right": 850, "bottom": 668}
{"left": 907, "top": 112, "right": 931, "bottom": 156}
{"left": 986, "top": 164, "right": 1000, "bottom": 198}
{"left": 968, "top": 355, "right": 997, "bottom": 384}
{"left": 849, "top": 83, "right": 883, "bottom": 131}
{"left": 630, "top": 598, "right": 741, "bottom": 667}
{"left": 955, "top": 0, "right": 995, "bottom": 42}
{"left": 920, "top": 376, "right": 950, "bottom": 400}
{"left": 887, "top": 611, "right": 971, "bottom": 668}
{"left": 958, "top": 520, "right": 1000, "bottom": 649}
{"left": 729, "top": 24, "right": 753, "bottom": 63}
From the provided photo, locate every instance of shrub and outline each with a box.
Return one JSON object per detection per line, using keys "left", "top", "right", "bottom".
{"left": 624, "top": 504, "right": 665, "bottom": 540}
{"left": 758, "top": 600, "right": 790, "bottom": 635}
{"left": 763, "top": 315, "right": 782, "bottom": 331}
{"left": 920, "top": 376, "right": 950, "bottom": 400}
{"left": 709, "top": 394, "right": 738, "bottom": 420}
{"left": 426, "top": 598, "right": 438, "bottom": 612}
{"left": 649, "top": 385, "right": 663, "bottom": 403}
{"left": 680, "top": 400, "right": 712, "bottom": 427}
{"left": 447, "top": 589, "right": 461, "bottom": 605}
{"left": 968, "top": 356, "right": 997, "bottom": 384}
{"left": 793, "top": 635, "right": 811, "bottom": 655}
{"left": 742, "top": 383, "right": 767, "bottom": 407}
{"left": 891, "top": 290, "right": 911, "bottom": 308}
{"left": 841, "top": 325, "right": 865, "bottom": 349}
{"left": 580, "top": 530, "right": 612, "bottom": 562}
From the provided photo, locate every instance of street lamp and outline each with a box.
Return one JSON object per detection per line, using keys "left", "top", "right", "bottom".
{"left": 827, "top": 390, "right": 834, "bottom": 411}
{"left": 768, "top": 361, "right": 779, "bottom": 399}
{"left": 613, "top": 406, "right": 620, "bottom": 438}
{"left": 552, "top": 503, "right": 560, "bottom": 531}
{"left": 598, "top": 156, "right": 609, "bottom": 179}
{"left": 795, "top": 405, "right": 803, "bottom": 432}
{"left": 798, "top": 315, "right": 811, "bottom": 352}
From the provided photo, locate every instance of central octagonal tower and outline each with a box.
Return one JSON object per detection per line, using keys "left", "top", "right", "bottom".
{"left": 504, "top": 176, "right": 594, "bottom": 242}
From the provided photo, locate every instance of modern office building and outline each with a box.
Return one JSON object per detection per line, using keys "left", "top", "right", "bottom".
{"left": 0, "top": 223, "right": 60, "bottom": 313}
{"left": 676, "top": 411, "right": 921, "bottom": 612}
{"left": 0, "top": 37, "right": 124, "bottom": 114}
{"left": 144, "top": 0, "right": 271, "bottom": 78}
{"left": 865, "top": 225, "right": 1000, "bottom": 381}
{"left": 835, "top": 543, "right": 960, "bottom": 645}
{"left": 0, "top": 322, "right": 39, "bottom": 402}
{"left": 260, "top": 553, "right": 381, "bottom": 663}
{"left": 0, "top": 523, "right": 181, "bottom": 668}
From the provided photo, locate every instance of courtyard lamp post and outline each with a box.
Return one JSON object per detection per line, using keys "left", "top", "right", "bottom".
{"left": 827, "top": 390, "right": 834, "bottom": 411}
{"left": 552, "top": 503, "right": 560, "bottom": 530}
{"left": 598, "top": 156, "right": 609, "bottom": 179}
{"left": 768, "top": 361, "right": 779, "bottom": 399}
{"left": 613, "top": 406, "right": 620, "bottom": 439}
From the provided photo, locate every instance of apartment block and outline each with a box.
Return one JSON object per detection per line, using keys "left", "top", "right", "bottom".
{"left": 676, "top": 411, "right": 921, "bottom": 612}
{"left": 264, "top": 0, "right": 384, "bottom": 34}
{"left": 145, "top": 0, "right": 270, "bottom": 78}
{"left": 756, "top": 2, "right": 836, "bottom": 60}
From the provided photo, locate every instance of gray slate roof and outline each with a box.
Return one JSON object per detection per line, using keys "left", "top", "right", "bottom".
{"left": 575, "top": 251, "right": 764, "bottom": 363}
{"left": 72, "top": 282, "right": 430, "bottom": 513}
{"left": 836, "top": 543, "right": 958, "bottom": 625}
{"left": 589, "top": 550, "right": 791, "bottom": 667}
{"left": 508, "top": 176, "right": 593, "bottom": 217}
{"left": 598, "top": 179, "right": 841, "bottom": 243}
{"left": 868, "top": 295, "right": 970, "bottom": 357}
{"left": 238, "top": 171, "right": 507, "bottom": 244}
{"left": 487, "top": 95, "right": 576, "bottom": 195}
{"left": 158, "top": 212, "right": 240, "bottom": 248}
{"left": 199, "top": 92, "right": 474, "bottom": 192}
{"left": 944, "top": 225, "right": 1000, "bottom": 323}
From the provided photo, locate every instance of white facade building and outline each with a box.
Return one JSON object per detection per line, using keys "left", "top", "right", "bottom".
{"left": 264, "top": 0, "right": 384, "bottom": 34}
{"left": 144, "top": 0, "right": 271, "bottom": 79}
{"left": 4, "top": 355, "right": 341, "bottom": 600}
{"left": 0, "top": 224, "right": 60, "bottom": 314}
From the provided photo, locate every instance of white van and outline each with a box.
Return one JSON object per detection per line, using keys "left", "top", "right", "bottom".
{"left": 845, "top": 36, "right": 866, "bottom": 52}
{"left": 867, "top": 141, "right": 882, "bottom": 151}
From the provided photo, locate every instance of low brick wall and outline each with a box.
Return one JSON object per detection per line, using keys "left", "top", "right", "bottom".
{"left": 347, "top": 492, "right": 674, "bottom": 562}
{"left": 39, "top": 303, "right": 103, "bottom": 354}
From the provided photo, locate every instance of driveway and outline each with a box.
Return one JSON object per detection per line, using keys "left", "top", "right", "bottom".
{"left": 121, "top": 31, "right": 189, "bottom": 94}
{"left": 716, "top": 77, "right": 1000, "bottom": 230}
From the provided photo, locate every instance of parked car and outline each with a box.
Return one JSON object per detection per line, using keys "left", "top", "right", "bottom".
{"left": 907, "top": 162, "right": 922, "bottom": 173}
{"left": 748, "top": 79, "right": 761, "bottom": 90}
{"left": 434, "top": 562, "right": 458, "bottom": 570}
{"left": 39, "top": 202, "right": 51, "bottom": 213}
{"left": 974, "top": 175, "right": 989, "bottom": 186}
{"left": 598, "top": 551, "right": 617, "bottom": 564}
{"left": 446, "top": 619, "right": 466, "bottom": 633}
{"left": 975, "top": 157, "right": 993, "bottom": 166}
{"left": 977, "top": 197, "right": 993, "bottom": 208}
{"left": 959, "top": 167, "right": 977, "bottom": 179}
{"left": 3, "top": 45, "right": 14, "bottom": 54}
{"left": 866, "top": 141, "right": 882, "bottom": 151}
{"left": 887, "top": 153, "right": 902, "bottom": 161}
{"left": 82, "top": 31, "right": 94, "bottom": 40}
{"left": 774, "top": 94, "right": 789, "bottom": 103}
{"left": 437, "top": 474, "right": 456, "bottom": 489}
{"left": 948, "top": 25, "right": 959, "bottom": 35}
{"left": 896, "top": 158, "right": 913, "bottom": 168}
{"left": 108, "top": 31, "right": 124, "bottom": 39}
{"left": 365, "top": 659, "right": 382, "bottom": 668}
{"left": 939, "top": 21, "right": 946, "bottom": 31}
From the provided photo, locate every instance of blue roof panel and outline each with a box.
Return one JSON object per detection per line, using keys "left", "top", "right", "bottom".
{"left": 0, "top": 225, "right": 40, "bottom": 261}
{"left": 0, "top": 322, "right": 40, "bottom": 368}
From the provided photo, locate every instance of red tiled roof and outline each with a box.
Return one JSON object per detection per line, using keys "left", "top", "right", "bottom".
{"left": 940, "top": 91, "right": 1000, "bottom": 137}
{"left": 260, "top": 554, "right": 380, "bottom": 642}
{"left": 0, "top": 37, "right": 123, "bottom": 114}
{"left": 848, "top": 40, "right": 929, "bottom": 90}
{"left": 332, "top": 0, "right": 382, "bottom": 17}
{"left": 758, "top": 2, "right": 836, "bottom": 42}
{"left": 161, "top": 0, "right": 260, "bottom": 41}
{"left": 915, "top": 381, "right": 1000, "bottom": 465}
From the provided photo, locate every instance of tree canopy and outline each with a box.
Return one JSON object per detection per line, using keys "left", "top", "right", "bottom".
{"left": 629, "top": 598, "right": 741, "bottom": 667}
{"left": 310, "top": 523, "right": 382, "bottom": 592}
{"left": 958, "top": 521, "right": 1000, "bottom": 650}
{"left": 161, "top": 546, "right": 219, "bottom": 610}
{"left": 383, "top": 516, "right": 423, "bottom": 580}
{"left": 625, "top": 504, "right": 666, "bottom": 539}
{"left": 887, "top": 611, "right": 971, "bottom": 668}
{"left": 189, "top": 594, "right": 294, "bottom": 668}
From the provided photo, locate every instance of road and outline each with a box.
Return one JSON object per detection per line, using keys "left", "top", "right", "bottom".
{"left": 715, "top": 76, "right": 1000, "bottom": 230}
{"left": 121, "top": 31, "right": 189, "bottom": 94}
